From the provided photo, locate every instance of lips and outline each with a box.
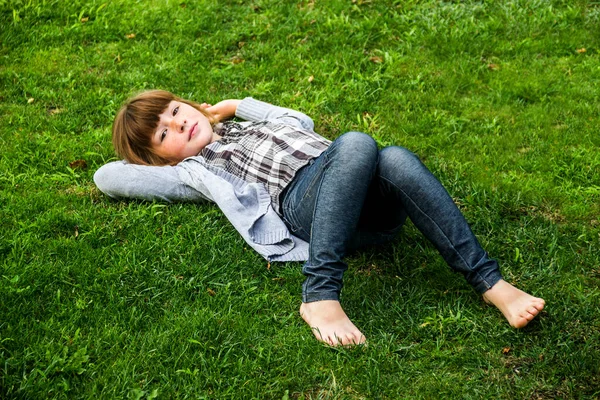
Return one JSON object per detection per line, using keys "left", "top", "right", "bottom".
{"left": 189, "top": 122, "right": 198, "bottom": 140}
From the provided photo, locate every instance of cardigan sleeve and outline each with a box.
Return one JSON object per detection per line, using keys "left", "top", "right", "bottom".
{"left": 94, "top": 158, "right": 309, "bottom": 262}
{"left": 235, "top": 97, "right": 315, "bottom": 131}
{"left": 93, "top": 161, "right": 212, "bottom": 202}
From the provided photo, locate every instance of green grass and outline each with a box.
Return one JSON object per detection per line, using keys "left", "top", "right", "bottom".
{"left": 1, "top": 0, "right": 599, "bottom": 398}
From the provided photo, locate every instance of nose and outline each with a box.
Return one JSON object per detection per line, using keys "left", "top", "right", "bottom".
{"left": 170, "top": 117, "right": 187, "bottom": 133}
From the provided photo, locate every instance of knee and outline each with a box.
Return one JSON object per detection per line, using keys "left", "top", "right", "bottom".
{"left": 378, "top": 146, "right": 425, "bottom": 180}
{"left": 380, "top": 146, "right": 418, "bottom": 163}
{"left": 332, "top": 131, "right": 378, "bottom": 166}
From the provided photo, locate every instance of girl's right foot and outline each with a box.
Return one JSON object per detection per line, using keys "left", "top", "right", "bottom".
{"left": 482, "top": 279, "right": 545, "bottom": 328}
{"left": 300, "top": 300, "right": 366, "bottom": 346}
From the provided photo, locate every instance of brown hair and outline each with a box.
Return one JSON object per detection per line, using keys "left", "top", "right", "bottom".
{"left": 112, "top": 90, "right": 215, "bottom": 165}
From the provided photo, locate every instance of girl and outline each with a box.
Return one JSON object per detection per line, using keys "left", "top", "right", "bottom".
{"left": 95, "top": 90, "right": 545, "bottom": 346}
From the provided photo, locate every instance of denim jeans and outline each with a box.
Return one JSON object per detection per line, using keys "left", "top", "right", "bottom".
{"left": 280, "top": 131, "right": 503, "bottom": 303}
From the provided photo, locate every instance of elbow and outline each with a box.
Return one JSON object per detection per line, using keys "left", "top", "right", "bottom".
{"left": 302, "top": 117, "right": 315, "bottom": 131}
{"left": 284, "top": 114, "right": 314, "bottom": 131}
{"left": 93, "top": 163, "right": 123, "bottom": 198}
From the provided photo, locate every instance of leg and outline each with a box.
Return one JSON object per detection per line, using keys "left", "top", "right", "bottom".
{"left": 372, "top": 146, "right": 544, "bottom": 327}
{"left": 281, "top": 132, "right": 378, "bottom": 345}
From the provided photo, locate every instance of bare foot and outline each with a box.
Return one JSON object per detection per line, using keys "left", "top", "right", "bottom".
{"left": 300, "top": 300, "right": 366, "bottom": 346}
{"left": 482, "top": 279, "right": 545, "bottom": 328}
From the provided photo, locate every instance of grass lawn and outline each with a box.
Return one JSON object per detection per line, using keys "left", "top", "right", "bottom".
{"left": 1, "top": 0, "right": 599, "bottom": 398}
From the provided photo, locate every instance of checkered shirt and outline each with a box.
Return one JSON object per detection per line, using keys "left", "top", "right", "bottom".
{"left": 201, "top": 120, "right": 331, "bottom": 215}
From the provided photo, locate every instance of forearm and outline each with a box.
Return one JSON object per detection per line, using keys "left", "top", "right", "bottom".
{"left": 94, "top": 161, "right": 211, "bottom": 203}
{"left": 207, "top": 97, "right": 315, "bottom": 130}
{"left": 206, "top": 99, "right": 242, "bottom": 122}
{"left": 235, "top": 97, "right": 315, "bottom": 131}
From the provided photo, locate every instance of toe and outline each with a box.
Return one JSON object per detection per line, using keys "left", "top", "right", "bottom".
{"left": 534, "top": 300, "right": 546, "bottom": 310}
{"left": 350, "top": 331, "right": 362, "bottom": 345}
{"left": 512, "top": 317, "right": 528, "bottom": 329}
{"left": 527, "top": 306, "right": 540, "bottom": 316}
{"left": 523, "top": 311, "right": 535, "bottom": 321}
{"left": 342, "top": 334, "right": 355, "bottom": 346}
{"left": 327, "top": 335, "right": 338, "bottom": 347}
{"left": 351, "top": 332, "right": 364, "bottom": 346}
{"left": 312, "top": 327, "right": 325, "bottom": 341}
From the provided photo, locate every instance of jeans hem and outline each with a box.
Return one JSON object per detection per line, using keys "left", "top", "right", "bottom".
{"left": 473, "top": 272, "right": 503, "bottom": 295}
{"left": 302, "top": 291, "right": 340, "bottom": 303}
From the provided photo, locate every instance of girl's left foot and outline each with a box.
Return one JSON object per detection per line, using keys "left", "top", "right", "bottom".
{"left": 482, "top": 279, "right": 545, "bottom": 328}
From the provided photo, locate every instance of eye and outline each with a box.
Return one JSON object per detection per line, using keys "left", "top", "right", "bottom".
{"left": 172, "top": 106, "right": 179, "bottom": 116}
{"left": 160, "top": 129, "right": 167, "bottom": 142}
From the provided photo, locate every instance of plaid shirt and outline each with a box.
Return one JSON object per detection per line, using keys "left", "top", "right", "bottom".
{"left": 201, "top": 120, "right": 331, "bottom": 215}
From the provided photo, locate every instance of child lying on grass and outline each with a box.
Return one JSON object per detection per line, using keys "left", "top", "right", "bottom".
{"left": 94, "top": 90, "right": 545, "bottom": 346}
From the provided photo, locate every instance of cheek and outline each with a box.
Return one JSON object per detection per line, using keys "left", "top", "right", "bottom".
{"left": 163, "top": 138, "right": 184, "bottom": 156}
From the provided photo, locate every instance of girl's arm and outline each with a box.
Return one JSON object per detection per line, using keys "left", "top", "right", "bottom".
{"left": 236, "top": 98, "right": 315, "bottom": 131}
{"left": 204, "top": 99, "right": 242, "bottom": 122}
{"left": 93, "top": 161, "right": 211, "bottom": 203}
{"left": 205, "top": 98, "right": 315, "bottom": 131}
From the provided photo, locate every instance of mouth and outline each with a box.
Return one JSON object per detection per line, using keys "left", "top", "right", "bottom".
{"left": 189, "top": 122, "right": 198, "bottom": 140}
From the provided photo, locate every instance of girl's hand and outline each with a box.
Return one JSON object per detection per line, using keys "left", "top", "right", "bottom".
{"left": 204, "top": 99, "right": 242, "bottom": 122}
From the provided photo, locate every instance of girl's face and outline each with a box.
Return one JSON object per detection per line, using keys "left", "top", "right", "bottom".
{"left": 151, "top": 101, "right": 218, "bottom": 162}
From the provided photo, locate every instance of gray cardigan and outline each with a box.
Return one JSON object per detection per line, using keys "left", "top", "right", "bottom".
{"left": 94, "top": 98, "right": 313, "bottom": 262}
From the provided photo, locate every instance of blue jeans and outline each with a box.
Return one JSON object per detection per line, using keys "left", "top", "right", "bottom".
{"left": 280, "top": 131, "right": 503, "bottom": 303}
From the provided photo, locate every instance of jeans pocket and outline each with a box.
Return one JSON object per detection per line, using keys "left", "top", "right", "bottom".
{"left": 282, "top": 206, "right": 310, "bottom": 241}
{"left": 298, "top": 158, "right": 326, "bottom": 204}
{"left": 281, "top": 156, "right": 326, "bottom": 241}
